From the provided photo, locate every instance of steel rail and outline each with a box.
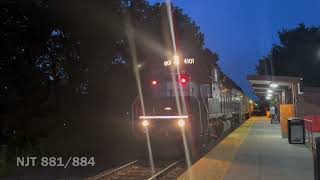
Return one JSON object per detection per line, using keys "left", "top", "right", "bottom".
{"left": 147, "top": 160, "right": 182, "bottom": 180}
{"left": 93, "top": 160, "right": 138, "bottom": 180}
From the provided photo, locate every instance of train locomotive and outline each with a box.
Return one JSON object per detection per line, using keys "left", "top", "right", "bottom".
{"left": 132, "top": 56, "right": 253, "bottom": 161}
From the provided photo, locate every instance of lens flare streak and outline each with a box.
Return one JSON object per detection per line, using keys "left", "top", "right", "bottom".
{"left": 125, "top": 21, "right": 155, "bottom": 175}
{"left": 165, "top": 0, "right": 192, "bottom": 170}
{"left": 181, "top": 128, "right": 193, "bottom": 178}
{"left": 145, "top": 128, "right": 155, "bottom": 175}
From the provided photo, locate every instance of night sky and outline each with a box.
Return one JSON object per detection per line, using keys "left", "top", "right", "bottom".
{"left": 149, "top": 0, "right": 320, "bottom": 98}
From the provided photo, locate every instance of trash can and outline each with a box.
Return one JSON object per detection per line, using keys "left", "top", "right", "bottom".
{"left": 288, "top": 117, "right": 305, "bottom": 144}
{"left": 314, "top": 137, "right": 320, "bottom": 180}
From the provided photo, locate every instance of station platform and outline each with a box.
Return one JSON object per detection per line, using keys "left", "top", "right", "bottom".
{"left": 178, "top": 116, "right": 314, "bottom": 180}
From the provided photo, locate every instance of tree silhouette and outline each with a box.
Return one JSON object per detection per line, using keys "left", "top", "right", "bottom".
{"left": 1, "top": 1, "right": 242, "bottom": 173}
{"left": 256, "top": 24, "right": 320, "bottom": 86}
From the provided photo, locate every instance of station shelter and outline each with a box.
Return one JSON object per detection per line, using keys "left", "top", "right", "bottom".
{"left": 247, "top": 75, "right": 320, "bottom": 139}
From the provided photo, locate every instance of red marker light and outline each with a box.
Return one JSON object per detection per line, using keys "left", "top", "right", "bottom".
{"left": 181, "top": 78, "right": 187, "bottom": 84}
{"left": 179, "top": 74, "right": 189, "bottom": 86}
{"left": 152, "top": 80, "right": 158, "bottom": 85}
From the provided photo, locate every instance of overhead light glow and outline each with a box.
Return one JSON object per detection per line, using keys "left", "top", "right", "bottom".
{"left": 249, "top": 100, "right": 253, "bottom": 104}
{"left": 267, "top": 93, "right": 272, "bottom": 97}
{"left": 267, "top": 89, "right": 273, "bottom": 93}
{"left": 266, "top": 96, "right": 271, "bottom": 100}
{"left": 270, "top": 83, "right": 278, "bottom": 88}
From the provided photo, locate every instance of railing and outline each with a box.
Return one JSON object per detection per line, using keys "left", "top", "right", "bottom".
{"left": 304, "top": 115, "right": 320, "bottom": 149}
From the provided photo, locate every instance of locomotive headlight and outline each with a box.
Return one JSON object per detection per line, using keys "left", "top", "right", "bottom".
{"left": 142, "top": 120, "right": 149, "bottom": 127}
{"left": 177, "top": 119, "right": 186, "bottom": 128}
{"left": 173, "top": 55, "right": 180, "bottom": 65}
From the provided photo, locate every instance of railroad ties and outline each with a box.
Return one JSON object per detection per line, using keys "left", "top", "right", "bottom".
{"left": 89, "top": 160, "right": 184, "bottom": 180}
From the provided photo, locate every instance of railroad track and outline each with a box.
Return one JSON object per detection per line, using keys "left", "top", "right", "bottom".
{"left": 89, "top": 121, "right": 244, "bottom": 180}
{"left": 89, "top": 160, "right": 183, "bottom": 180}
{"left": 158, "top": 162, "right": 186, "bottom": 180}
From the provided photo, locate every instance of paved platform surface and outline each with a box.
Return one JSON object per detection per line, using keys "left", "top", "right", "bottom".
{"left": 178, "top": 116, "right": 314, "bottom": 180}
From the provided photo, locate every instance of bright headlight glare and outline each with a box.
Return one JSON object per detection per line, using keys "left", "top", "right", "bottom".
{"left": 142, "top": 120, "right": 149, "bottom": 127}
{"left": 178, "top": 119, "right": 186, "bottom": 128}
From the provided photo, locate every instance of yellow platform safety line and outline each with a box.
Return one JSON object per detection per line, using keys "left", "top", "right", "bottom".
{"left": 178, "top": 117, "right": 258, "bottom": 180}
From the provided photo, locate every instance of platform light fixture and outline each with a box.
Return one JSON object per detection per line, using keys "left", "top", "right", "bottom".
{"left": 267, "top": 89, "right": 273, "bottom": 93}
{"left": 270, "top": 83, "right": 279, "bottom": 88}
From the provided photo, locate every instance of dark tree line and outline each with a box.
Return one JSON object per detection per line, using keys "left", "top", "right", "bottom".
{"left": 1, "top": 1, "right": 82, "bottom": 155}
{"left": 256, "top": 24, "right": 320, "bottom": 87}
{"left": 0, "top": 0, "right": 240, "bottom": 166}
